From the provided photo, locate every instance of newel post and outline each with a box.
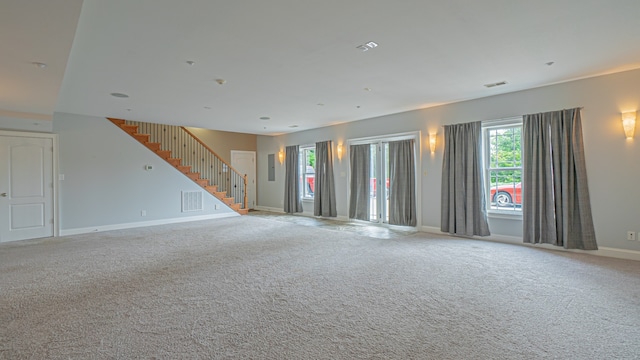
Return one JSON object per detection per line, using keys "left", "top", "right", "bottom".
{"left": 243, "top": 174, "right": 248, "bottom": 209}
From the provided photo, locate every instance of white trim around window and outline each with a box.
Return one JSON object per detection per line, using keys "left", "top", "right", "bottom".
{"left": 299, "top": 145, "right": 315, "bottom": 200}
{"left": 481, "top": 117, "right": 523, "bottom": 219}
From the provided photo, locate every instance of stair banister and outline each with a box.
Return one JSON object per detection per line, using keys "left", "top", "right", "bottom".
{"left": 108, "top": 118, "right": 248, "bottom": 213}
{"left": 181, "top": 127, "right": 248, "bottom": 209}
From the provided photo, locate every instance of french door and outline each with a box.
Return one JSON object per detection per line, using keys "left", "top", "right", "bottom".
{"left": 350, "top": 133, "right": 419, "bottom": 226}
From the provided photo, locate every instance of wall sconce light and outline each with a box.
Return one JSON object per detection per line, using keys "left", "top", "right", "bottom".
{"left": 337, "top": 144, "right": 343, "bottom": 160}
{"left": 429, "top": 133, "right": 437, "bottom": 154}
{"left": 622, "top": 111, "right": 636, "bottom": 139}
{"left": 278, "top": 150, "right": 284, "bottom": 164}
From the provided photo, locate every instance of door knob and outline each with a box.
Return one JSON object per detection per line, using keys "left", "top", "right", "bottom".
{"left": 0, "top": 193, "right": 6, "bottom": 197}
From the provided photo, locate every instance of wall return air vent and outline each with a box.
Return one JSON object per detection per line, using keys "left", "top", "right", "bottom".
{"left": 182, "top": 191, "right": 204, "bottom": 212}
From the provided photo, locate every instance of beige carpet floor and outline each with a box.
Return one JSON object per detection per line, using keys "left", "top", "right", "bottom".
{"left": 1, "top": 215, "right": 639, "bottom": 359}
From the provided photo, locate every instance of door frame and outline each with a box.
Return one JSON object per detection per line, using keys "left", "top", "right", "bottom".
{"left": 230, "top": 150, "right": 257, "bottom": 209}
{"left": 0, "top": 130, "right": 59, "bottom": 238}
{"left": 346, "top": 131, "right": 422, "bottom": 228}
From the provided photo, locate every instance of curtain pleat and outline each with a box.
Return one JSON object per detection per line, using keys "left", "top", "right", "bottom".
{"left": 349, "top": 144, "right": 370, "bottom": 220}
{"left": 314, "top": 141, "right": 337, "bottom": 217}
{"left": 283, "top": 145, "right": 302, "bottom": 213}
{"left": 523, "top": 117, "right": 556, "bottom": 244}
{"left": 441, "top": 121, "right": 490, "bottom": 236}
{"left": 389, "top": 140, "right": 417, "bottom": 226}
{"left": 523, "top": 108, "right": 597, "bottom": 250}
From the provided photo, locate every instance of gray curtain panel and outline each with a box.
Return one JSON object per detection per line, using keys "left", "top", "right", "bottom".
{"left": 441, "top": 121, "right": 490, "bottom": 236}
{"left": 314, "top": 141, "right": 337, "bottom": 217}
{"left": 283, "top": 145, "right": 303, "bottom": 213}
{"left": 389, "top": 139, "right": 417, "bottom": 226}
{"left": 349, "top": 144, "right": 370, "bottom": 221}
{"left": 523, "top": 108, "right": 597, "bottom": 250}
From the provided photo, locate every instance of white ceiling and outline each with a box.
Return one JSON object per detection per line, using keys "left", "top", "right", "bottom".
{"left": 0, "top": 0, "right": 83, "bottom": 119}
{"left": 4, "top": 0, "right": 640, "bottom": 135}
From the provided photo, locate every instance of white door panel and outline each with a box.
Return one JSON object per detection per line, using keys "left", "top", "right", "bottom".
{"left": 0, "top": 136, "right": 53, "bottom": 242}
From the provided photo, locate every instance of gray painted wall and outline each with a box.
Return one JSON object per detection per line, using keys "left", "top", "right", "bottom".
{"left": 0, "top": 115, "right": 53, "bottom": 133}
{"left": 53, "top": 113, "right": 235, "bottom": 232}
{"left": 184, "top": 127, "right": 256, "bottom": 164}
{"left": 257, "top": 68, "right": 640, "bottom": 252}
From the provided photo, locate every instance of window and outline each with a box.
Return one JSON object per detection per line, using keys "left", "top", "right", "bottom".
{"left": 483, "top": 118, "right": 522, "bottom": 213}
{"left": 300, "top": 146, "right": 315, "bottom": 199}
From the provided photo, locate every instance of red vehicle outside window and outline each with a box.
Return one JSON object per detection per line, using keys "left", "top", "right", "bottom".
{"left": 369, "top": 178, "right": 390, "bottom": 197}
{"left": 307, "top": 174, "right": 389, "bottom": 197}
{"left": 489, "top": 183, "right": 522, "bottom": 207}
{"left": 305, "top": 166, "right": 315, "bottom": 196}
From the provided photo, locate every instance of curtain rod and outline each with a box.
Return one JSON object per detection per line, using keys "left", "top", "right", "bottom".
{"left": 440, "top": 107, "right": 584, "bottom": 127}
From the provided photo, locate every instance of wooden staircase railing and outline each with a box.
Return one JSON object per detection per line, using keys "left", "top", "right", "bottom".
{"left": 108, "top": 118, "right": 248, "bottom": 215}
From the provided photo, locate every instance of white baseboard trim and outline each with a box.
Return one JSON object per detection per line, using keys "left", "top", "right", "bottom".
{"left": 421, "top": 225, "right": 442, "bottom": 234}
{"left": 420, "top": 226, "right": 640, "bottom": 261}
{"left": 595, "top": 247, "right": 640, "bottom": 261}
{"left": 254, "top": 206, "right": 285, "bottom": 213}
{"left": 60, "top": 212, "right": 239, "bottom": 236}
{"left": 254, "top": 206, "right": 349, "bottom": 222}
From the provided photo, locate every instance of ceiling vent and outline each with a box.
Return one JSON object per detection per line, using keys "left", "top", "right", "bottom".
{"left": 356, "top": 41, "right": 379, "bottom": 52}
{"left": 484, "top": 81, "right": 508, "bottom": 88}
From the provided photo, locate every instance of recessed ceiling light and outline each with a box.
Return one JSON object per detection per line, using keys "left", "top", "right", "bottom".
{"left": 364, "top": 87, "right": 372, "bottom": 92}
{"left": 126, "top": 108, "right": 132, "bottom": 111}
{"left": 546, "top": 61, "right": 555, "bottom": 66}
{"left": 260, "top": 116, "right": 270, "bottom": 120}
{"left": 186, "top": 60, "right": 195, "bottom": 66}
{"left": 365, "top": 41, "right": 378, "bottom": 48}
{"left": 483, "top": 81, "right": 507, "bottom": 88}
{"left": 110, "top": 92, "right": 129, "bottom": 98}
{"left": 32, "top": 62, "right": 47, "bottom": 69}
{"left": 204, "top": 106, "right": 211, "bottom": 110}
{"left": 356, "top": 45, "right": 369, "bottom": 52}
{"left": 356, "top": 105, "right": 361, "bottom": 108}
{"left": 215, "top": 79, "right": 227, "bottom": 85}
{"left": 317, "top": 103, "right": 325, "bottom": 106}
{"left": 289, "top": 125, "right": 299, "bottom": 128}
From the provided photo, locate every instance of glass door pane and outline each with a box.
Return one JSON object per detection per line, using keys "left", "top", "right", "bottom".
{"left": 369, "top": 143, "right": 378, "bottom": 222}
{"left": 383, "top": 142, "right": 390, "bottom": 223}
{"left": 358, "top": 141, "right": 392, "bottom": 224}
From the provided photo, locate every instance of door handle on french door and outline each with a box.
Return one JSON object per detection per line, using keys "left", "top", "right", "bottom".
{"left": 0, "top": 193, "right": 7, "bottom": 197}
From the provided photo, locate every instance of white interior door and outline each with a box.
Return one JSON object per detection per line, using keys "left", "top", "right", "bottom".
{"left": 0, "top": 135, "right": 54, "bottom": 242}
{"left": 230, "top": 150, "right": 256, "bottom": 209}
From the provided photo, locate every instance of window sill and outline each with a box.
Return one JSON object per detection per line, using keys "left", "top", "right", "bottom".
{"left": 487, "top": 211, "right": 523, "bottom": 220}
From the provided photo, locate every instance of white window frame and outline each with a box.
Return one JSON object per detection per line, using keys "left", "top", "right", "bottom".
{"left": 299, "top": 145, "right": 315, "bottom": 200}
{"left": 482, "top": 117, "right": 523, "bottom": 218}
